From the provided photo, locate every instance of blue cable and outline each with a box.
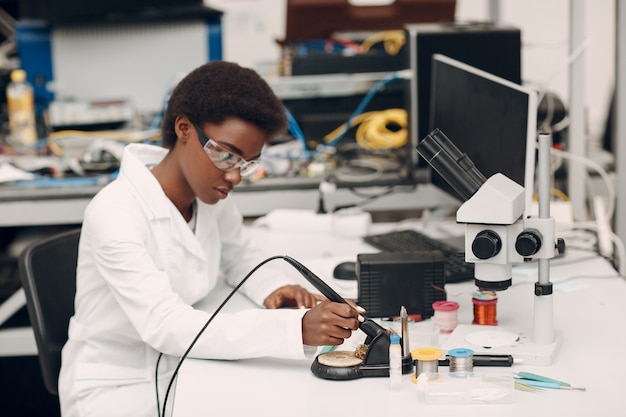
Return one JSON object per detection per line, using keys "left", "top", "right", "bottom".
{"left": 324, "top": 71, "right": 401, "bottom": 148}
{"left": 147, "top": 73, "right": 185, "bottom": 145}
{"left": 284, "top": 107, "right": 310, "bottom": 160}
{"left": 279, "top": 71, "right": 401, "bottom": 163}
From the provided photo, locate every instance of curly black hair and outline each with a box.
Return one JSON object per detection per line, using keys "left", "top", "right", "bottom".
{"left": 161, "top": 60, "right": 287, "bottom": 148}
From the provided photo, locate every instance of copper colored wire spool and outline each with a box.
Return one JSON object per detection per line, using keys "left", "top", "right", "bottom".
{"left": 472, "top": 293, "right": 498, "bottom": 325}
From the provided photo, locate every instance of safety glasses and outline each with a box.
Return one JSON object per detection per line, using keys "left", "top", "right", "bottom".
{"left": 193, "top": 123, "right": 260, "bottom": 176}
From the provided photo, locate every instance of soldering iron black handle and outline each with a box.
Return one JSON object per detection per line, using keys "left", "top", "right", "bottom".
{"left": 282, "top": 255, "right": 386, "bottom": 339}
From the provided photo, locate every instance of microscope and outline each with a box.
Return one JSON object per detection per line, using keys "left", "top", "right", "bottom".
{"left": 417, "top": 129, "right": 564, "bottom": 365}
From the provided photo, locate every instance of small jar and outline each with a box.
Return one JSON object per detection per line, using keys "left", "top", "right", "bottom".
{"left": 432, "top": 301, "right": 460, "bottom": 333}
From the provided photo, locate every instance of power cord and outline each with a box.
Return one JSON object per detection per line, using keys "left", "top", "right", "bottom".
{"left": 324, "top": 108, "right": 407, "bottom": 150}
{"left": 279, "top": 70, "right": 412, "bottom": 169}
{"left": 332, "top": 183, "right": 418, "bottom": 213}
{"left": 156, "top": 254, "right": 327, "bottom": 417}
{"left": 155, "top": 352, "right": 163, "bottom": 417}
{"left": 322, "top": 70, "right": 411, "bottom": 149}
{"left": 359, "top": 30, "right": 406, "bottom": 56}
{"left": 549, "top": 146, "right": 615, "bottom": 221}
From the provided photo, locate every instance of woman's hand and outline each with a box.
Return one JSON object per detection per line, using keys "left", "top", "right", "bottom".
{"left": 263, "top": 284, "right": 326, "bottom": 309}
{"left": 301, "top": 301, "right": 364, "bottom": 346}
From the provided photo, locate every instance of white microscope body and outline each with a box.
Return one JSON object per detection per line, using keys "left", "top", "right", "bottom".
{"left": 418, "top": 129, "right": 562, "bottom": 364}
{"left": 457, "top": 173, "right": 526, "bottom": 291}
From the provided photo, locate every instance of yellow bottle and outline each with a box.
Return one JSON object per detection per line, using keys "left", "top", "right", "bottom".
{"left": 6, "top": 69, "right": 37, "bottom": 149}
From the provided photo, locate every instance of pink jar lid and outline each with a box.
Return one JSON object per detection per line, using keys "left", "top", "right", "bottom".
{"left": 432, "top": 301, "right": 459, "bottom": 311}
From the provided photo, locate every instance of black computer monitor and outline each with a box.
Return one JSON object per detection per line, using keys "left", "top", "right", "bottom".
{"left": 427, "top": 54, "right": 538, "bottom": 212}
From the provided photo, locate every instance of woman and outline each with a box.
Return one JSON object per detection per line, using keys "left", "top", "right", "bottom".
{"left": 58, "top": 61, "right": 363, "bottom": 416}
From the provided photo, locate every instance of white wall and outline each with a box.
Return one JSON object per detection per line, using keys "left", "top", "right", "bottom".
{"left": 206, "top": 0, "right": 287, "bottom": 75}
{"left": 209, "top": 0, "right": 616, "bottom": 146}
{"left": 457, "top": 0, "right": 615, "bottom": 147}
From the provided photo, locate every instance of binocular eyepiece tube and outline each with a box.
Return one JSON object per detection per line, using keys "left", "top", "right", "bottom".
{"left": 416, "top": 128, "right": 487, "bottom": 201}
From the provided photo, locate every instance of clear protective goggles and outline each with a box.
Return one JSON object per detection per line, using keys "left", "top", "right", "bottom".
{"left": 193, "top": 123, "right": 260, "bottom": 176}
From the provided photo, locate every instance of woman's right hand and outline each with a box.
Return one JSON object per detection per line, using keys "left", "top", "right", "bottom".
{"left": 301, "top": 301, "right": 364, "bottom": 346}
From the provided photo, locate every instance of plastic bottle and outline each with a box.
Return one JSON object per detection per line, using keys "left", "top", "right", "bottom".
{"left": 6, "top": 69, "right": 37, "bottom": 149}
{"left": 389, "top": 333, "right": 403, "bottom": 391}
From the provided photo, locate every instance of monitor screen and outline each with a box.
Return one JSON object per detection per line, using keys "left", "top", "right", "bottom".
{"left": 427, "top": 54, "right": 538, "bottom": 213}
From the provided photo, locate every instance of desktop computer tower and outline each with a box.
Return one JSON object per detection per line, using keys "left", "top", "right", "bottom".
{"left": 404, "top": 23, "right": 522, "bottom": 166}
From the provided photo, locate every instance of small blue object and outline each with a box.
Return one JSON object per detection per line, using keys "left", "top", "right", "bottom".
{"left": 448, "top": 348, "right": 474, "bottom": 358}
{"left": 319, "top": 345, "right": 337, "bottom": 354}
{"left": 516, "top": 372, "right": 571, "bottom": 387}
{"left": 13, "top": 175, "right": 110, "bottom": 188}
{"left": 515, "top": 379, "right": 562, "bottom": 390}
{"left": 390, "top": 334, "right": 401, "bottom": 344}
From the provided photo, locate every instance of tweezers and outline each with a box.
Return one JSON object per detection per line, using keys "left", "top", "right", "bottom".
{"left": 514, "top": 372, "right": 586, "bottom": 391}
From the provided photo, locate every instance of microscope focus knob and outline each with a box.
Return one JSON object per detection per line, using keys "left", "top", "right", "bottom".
{"left": 556, "top": 238, "right": 566, "bottom": 256}
{"left": 515, "top": 229, "right": 542, "bottom": 257}
{"left": 472, "top": 230, "right": 502, "bottom": 259}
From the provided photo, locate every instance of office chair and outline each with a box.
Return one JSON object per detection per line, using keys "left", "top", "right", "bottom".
{"left": 18, "top": 228, "right": 81, "bottom": 396}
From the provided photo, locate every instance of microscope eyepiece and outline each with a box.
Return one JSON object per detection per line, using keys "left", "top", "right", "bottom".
{"left": 416, "top": 128, "right": 487, "bottom": 201}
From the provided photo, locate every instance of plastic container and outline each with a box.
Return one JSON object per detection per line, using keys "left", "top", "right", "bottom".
{"left": 422, "top": 372, "right": 514, "bottom": 404}
{"left": 432, "top": 301, "right": 460, "bottom": 333}
{"left": 389, "top": 333, "right": 403, "bottom": 391}
{"left": 6, "top": 69, "right": 37, "bottom": 149}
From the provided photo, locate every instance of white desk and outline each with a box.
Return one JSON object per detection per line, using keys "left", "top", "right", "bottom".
{"left": 172, "top": 221, "right": 626, "bottom": 416}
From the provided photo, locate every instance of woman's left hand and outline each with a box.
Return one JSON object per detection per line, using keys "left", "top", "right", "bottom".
{"left": 263, "top": 285, "right": 326, "bottom": 309}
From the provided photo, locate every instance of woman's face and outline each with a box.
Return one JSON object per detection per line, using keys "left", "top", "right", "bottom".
{"left": 183, "top": 117, "right": 266, "bottom": 205}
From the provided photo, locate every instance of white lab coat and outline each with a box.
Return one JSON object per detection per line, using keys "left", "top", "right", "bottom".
{"left": 58, "top": 143, "right": 311, "bottom": 417}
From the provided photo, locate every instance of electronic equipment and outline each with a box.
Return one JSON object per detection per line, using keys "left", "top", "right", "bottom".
{"left": 417, "top": 129, "right": 563, "bottom": 364}
{"left": 332, "top": 261, "right": 357, "bottom": 280}
{"left": 16, "top": 3, "right": 222, "bottom": 115}
{"left": 356, "top": 251, "right": 446, "bottom": 318}
{"left": 48, "top": 99, "right": 135, "bottom": 131}
{"left": 363, "top": 229, "right": 473, "bottom": 283}
{"left": 404, "top": 22, "right": 522, "bottom": 169}
{"left": 428, "top": 54, "right": 538, "bottom": 213}
{"left": 282, "top": 256, "right": 413, "bottom": 380}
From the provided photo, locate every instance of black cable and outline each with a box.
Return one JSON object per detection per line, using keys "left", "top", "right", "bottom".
{"left": 332, "top": 183, "right": 417, "bottom": 212}
{"left": 155, "top": 352, "right": 163, "bottom": 417}
{"left": 317, "top": 189, "right": 327, "bottom": 214}
{"left": 159, "top": 255, "right": 286, "bottom": 417}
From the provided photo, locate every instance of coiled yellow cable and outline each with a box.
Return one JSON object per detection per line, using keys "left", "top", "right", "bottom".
{"left": 360, "top": 30, "right": 406, "bottom": 56}
{"left": 47, "top": 129, "right": 161, "bottom": 156}
{"left": 324, "top": 108, "right": 408, "bottom": 150}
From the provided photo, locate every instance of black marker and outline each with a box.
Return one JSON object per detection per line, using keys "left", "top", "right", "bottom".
{"left": 439, "top": 354, "right": 514, "bottom": 367}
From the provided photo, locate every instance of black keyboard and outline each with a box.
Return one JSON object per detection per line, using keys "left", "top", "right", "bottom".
{"left": 363, "top": 229, "right": 474, "bottom": 283}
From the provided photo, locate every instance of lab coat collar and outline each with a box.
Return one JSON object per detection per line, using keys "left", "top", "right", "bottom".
{"left": 119, "top": 143, "right": 171, "bottom": 220}
{"left": 119, "top": 143, "right": 209, "bottom": 261}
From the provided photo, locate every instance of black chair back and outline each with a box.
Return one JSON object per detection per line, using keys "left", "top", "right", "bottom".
{"left": 18, "top": 228, "right": 80, "bottom": 395}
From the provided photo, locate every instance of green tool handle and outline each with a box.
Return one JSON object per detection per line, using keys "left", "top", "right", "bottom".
{"left": 516, "top": 371, "right": 571, "bottom": 387}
